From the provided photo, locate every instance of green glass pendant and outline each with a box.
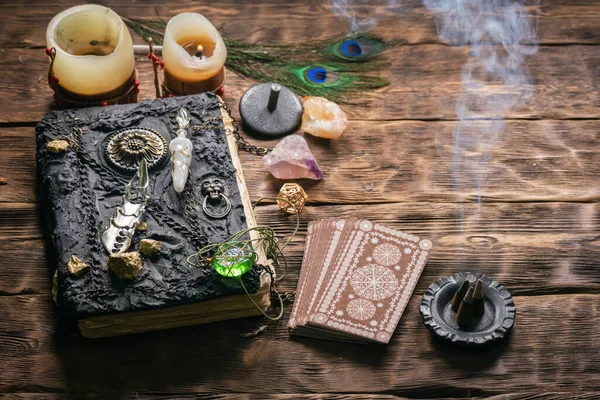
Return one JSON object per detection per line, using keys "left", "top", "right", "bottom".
{"left": 212, "top": 246, "right": 257, "bottom": 277}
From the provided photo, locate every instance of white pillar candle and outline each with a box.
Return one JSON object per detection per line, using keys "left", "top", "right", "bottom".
{"left": 46, "top": 4, "right": 135, "bottom": 96}
{"left": 162, "top": 13, "right": 227, "bottom": 94}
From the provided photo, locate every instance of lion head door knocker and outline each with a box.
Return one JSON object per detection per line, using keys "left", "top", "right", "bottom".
{"left": 201, "top": 179, "right": 231, "bottom": 219}
{"left": 102, "top": 159, "right": 150, "bottom": 254}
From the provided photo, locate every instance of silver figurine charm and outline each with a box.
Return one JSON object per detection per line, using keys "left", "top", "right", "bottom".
{"left": 102, "top": 159, "right": 150, "bottom": 254}
{"left": 170, "top": 108, "right": 193, "bottom": 193}
{"left": 201, "top": 179, "right": 231, "bottom": 219}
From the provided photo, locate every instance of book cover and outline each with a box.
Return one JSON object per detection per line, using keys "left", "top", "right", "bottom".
{"left": 36, "top": 93, "right": 270, "bottom": 336}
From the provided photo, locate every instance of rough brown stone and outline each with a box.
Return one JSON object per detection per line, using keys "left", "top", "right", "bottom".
{"left": 135, "top": 221, "right": 148, "bottom": 232}
{"left": 0, "top": 177, "right": 7, "bottom": 185}
{"left": 107, "top": 252, "right": 143, "bottom": 280}
{"left": 46, "top": 140, "right": 70, "bottom": 153}
{"left": 67, "top": 255, "right": 89, "bottom": 277}
{"left": 140, "top": 239, "right": 162, "bottom": 256}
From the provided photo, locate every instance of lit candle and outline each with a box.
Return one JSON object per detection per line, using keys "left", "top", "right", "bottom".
{"left": 162, "top": 13, "right": 227, "bottom": 95}
{"left": 46, "top": 4, "right": 136, "bottom": 104}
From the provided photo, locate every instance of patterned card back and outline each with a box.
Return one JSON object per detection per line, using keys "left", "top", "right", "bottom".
{"left": 289, "top": 218, "right": 432, "bottom": 344}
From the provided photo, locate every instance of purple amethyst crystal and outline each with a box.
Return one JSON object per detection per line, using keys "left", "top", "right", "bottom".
{"left": 263, "top": 135, "right": 323, "bottom": 180}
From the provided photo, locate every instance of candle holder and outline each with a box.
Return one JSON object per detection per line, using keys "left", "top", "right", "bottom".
{"left": 160, "top": 13, "right": 227, "bottom": 96}
{"left": 45, "top": 5, "right": 138, "bottom": 108}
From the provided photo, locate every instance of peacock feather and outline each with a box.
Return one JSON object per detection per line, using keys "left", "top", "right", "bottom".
{"left": 325, "top": 35, "right": 387, "bottom": 62}
{"left": 124, "top": 18, "right": 390, "bottom": 104}
{"left": 251, "top": 63, "right": 389, "bottom": 103}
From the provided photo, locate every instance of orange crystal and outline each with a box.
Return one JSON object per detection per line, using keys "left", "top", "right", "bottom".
{"left": 301, "top": 96, "right": 348, "bottom": 139}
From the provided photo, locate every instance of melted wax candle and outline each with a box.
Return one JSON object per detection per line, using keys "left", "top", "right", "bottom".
{"left": 162, "top": 13, "right": 227, "bottom": 95}
{"left": 45, "top": 4, "right": 134, "bottom": 97}
{"left": 185, "top": 44, "right": 208, "bottom": 61}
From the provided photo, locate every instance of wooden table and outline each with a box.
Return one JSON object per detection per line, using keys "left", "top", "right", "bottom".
{"left": 1, "top": 1, "right": 599, "bottom": 398}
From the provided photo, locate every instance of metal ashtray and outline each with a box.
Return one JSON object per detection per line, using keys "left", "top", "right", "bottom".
{"left": 420, "top": 272, "right": 516, "bottom": 347}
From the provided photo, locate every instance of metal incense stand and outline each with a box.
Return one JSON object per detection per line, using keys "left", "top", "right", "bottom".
{"left": 239, "top": 82, "right": 303, "bottom": 139}
{"left": 420, "top": 272, "right": 516, "bottom": 348}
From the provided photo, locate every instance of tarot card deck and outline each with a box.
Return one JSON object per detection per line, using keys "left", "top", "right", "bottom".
{"left": 288, "top": 218, "right": 432, "bottom": 344}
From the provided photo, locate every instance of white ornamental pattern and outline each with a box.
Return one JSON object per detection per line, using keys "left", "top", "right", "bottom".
{"left": 373, "top": 243, "right": 402, "bottom": 266}
{"left": 350, "top": 264, "right": 399, "bottom": 300}
{"left": 419, "top": 239, "right": 433, "bottom": 250}
{"left": 346, "top": 298, "right": 376, "bottom": 321}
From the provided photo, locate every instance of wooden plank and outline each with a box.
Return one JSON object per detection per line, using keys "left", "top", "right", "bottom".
{"left": 0, "top": 0, "right": 599, "bottom": 49}
{"left": 3, "top": 394, "right": 600, "bottom": 400}
{"left": 2, "top": 202, "right": 600, "bottom": 297}
{"left": 0, "top": 395, "right": 407, "bottom": 400}
{"left": 0, "top": 128, "right": 36, "bottom": 204}
{"left": 0, "top": 293, "right": 598, "bottom": 396}
{"left": 3, "top": 393, "right": 600, "bottom": 400}
{"left": 0, "top": 238, "right": 48, "bottom": 296}
{"left": 481, "top": 395, "right": 600, "bottom": 400}
{"left": 3, "top": 118, "right": 600, "bottom": 204}
{"left": 1, "top": 44, "right": 599, "bottom": 123}
{"left": 239, "top": 118, "right": 600, "bottom": 204}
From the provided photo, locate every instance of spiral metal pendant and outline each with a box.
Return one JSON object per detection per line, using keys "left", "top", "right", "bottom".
{"left": 105, "top": 127, "right": 168, "bottom": 172}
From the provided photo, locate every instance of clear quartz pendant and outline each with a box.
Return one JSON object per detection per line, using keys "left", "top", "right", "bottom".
{"left": 170, "top": 108, "right": 192, "bottom": 193}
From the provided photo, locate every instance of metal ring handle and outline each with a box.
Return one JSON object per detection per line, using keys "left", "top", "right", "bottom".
{"left": 202, "top": 193, "right": 231, "bottom": 219}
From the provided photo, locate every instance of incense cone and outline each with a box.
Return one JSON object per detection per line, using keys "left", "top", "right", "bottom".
{"left": 473, "top": 280, "right": 485, "bottom": 318}
{"left": 451, "top": 280, "right": 469, "bottom": 312}
{"left": 456, "top": 287, "right": 475, "bottom": 326}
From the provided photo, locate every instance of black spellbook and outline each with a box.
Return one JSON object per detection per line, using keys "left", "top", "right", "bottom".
{"left": 36, "top": 94, "right": 271, "bottom": 338}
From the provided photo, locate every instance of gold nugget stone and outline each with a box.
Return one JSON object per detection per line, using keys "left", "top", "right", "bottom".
{"left": 136, "top": 221, "right": 148, "bottom": 232}
{"left": 47, "top": 140, "right": 70, "bottom": 153}
{"left": 140, "top": 239, "right": 162, "bottom": 256}
{"left": 277, "top": 183, "right": 308, "bottom": 214}
{"left": 67, "top": 255, "right": 89, "bottom": 277}
{"left": 108, "top": 252, "right": 143, "bottom": 280}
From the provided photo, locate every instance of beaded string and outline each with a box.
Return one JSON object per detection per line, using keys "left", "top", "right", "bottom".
{"left": 187, "top": 197, "right": 300, "bottom": 320}
{"left": 45, "top": 47, "right": 59, "bottom": 91}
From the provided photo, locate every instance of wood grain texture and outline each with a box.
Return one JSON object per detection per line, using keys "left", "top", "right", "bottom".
{"left": 2, "top": 202, "right": 599, "bottom": 297}
{"left": 0, "top": 293, "right": 598, "bottom": 397}
{"left": 1, "top": 0, "right": 599, "bottom": 49}
{"left": 0, "top": 395, "right": 407, "bottom": 400}
{"left": 2, "top": 395, "right": 600, "bottom": 400}
{"left": 1, "top": 44, "right": 599, "bottom": 123}
{"left": 3, "top": 118, "right": 600, "bottom": 204}
{"left": 0, "top": 0, "right": 599, "bottom": 398}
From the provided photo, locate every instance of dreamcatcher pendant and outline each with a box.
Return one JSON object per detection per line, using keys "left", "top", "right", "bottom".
{"left": 170, "top": 108, "right": 193, "bottom": 193}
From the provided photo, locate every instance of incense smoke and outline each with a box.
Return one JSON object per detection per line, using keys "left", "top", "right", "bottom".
{"left": 329, "top": 0, "right": 401, "bottom": 33}
{"left": 423, "top": 0, "right": 538, "bottom": 212}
